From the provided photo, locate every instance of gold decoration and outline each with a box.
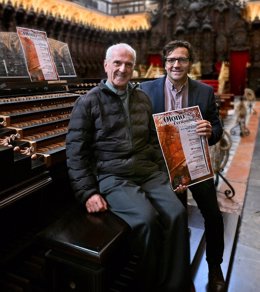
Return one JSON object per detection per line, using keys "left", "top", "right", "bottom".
{"left": 218, "top": 62, "right": 229, "bottom": 94}
{"left": 6, "top": 0, "right": 151, "bottom": 31}
{"left": 245, "top": 1, "right": 260, "bottom": 22}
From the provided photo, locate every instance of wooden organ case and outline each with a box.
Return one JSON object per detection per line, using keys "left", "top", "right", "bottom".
{"left": 0, "top": 28, "right": 80, "bottom": 291}
{"left": 0, "top": 27, "right": 133, "bottom": 291}
{"left": 0, "top": 79, "right": 81, "bottom": 290}
{"left": 0, "top": 79, "right": 132, "bottom": 292}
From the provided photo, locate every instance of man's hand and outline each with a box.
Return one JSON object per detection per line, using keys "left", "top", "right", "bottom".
{"left": 196, "top": 119, "right": 212, "bottom": 139}
{"left": 174, "top": 184, "right": 188, "bottom": 193}
{"left": 85, "top": 194, "right": 108, "bottom": 213}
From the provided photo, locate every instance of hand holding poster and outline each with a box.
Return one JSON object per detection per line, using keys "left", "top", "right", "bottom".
{"left": 153, "top": 106, "right": 214, "bottom": 189}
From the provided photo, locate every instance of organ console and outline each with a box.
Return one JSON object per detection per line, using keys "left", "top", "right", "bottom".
{"left": 0, "top": 79, "right": 79, "bottom": 182}
{"left": 0, "top": 78, "right": 80, "bottom": 290}
{"left": 0, "top": 78, "right": 132, "bottom": 292}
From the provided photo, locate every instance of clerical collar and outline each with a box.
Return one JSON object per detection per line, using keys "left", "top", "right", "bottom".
{"left": 105, "top": 80, "right": 127, "bottom": 96}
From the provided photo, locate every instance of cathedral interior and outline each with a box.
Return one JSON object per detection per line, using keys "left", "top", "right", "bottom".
{"left": 0, "top": 1, "right": 260, "bottom": 292}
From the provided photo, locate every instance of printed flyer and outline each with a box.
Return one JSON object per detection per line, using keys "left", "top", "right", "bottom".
{"left": 17, "top": 27, "right": 59, "bottom": 82}
{"left": 153, "top": 106, "right": 214, "bottom": 189}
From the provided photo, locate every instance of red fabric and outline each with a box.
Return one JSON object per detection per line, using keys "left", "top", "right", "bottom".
{"left": 215, "top": 61, "right": 222, "bottom": 75}
{"left": 200, "top": 80, "right": 219, "bottom": 92}
{"left": 229, "top": 51, "right": 249, "bottom": 95}
{"left": 147, "top": 54, "right": 162, "bottom": 67}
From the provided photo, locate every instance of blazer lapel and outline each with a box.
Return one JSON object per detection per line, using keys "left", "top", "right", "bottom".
{"left": 188, "top": 78, "right": 199, "bottom": 107}
{"left": 153, "top": 77, "right": 167, "bottom": 113}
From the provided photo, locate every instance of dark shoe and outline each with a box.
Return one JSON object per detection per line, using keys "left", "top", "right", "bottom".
{"left": 208, "top": 264, "right": 226, "bottom": 292}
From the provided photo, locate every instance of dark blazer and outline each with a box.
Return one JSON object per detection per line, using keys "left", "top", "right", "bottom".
{"left": 139, "top": 76, "right": 223, "bottom": 146}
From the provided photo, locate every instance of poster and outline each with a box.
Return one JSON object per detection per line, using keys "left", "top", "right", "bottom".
{"left": 153, "top": 106, "right": 214, "bottom": 189}
{"left": 16, "top": 27, "right": 59, "bottom": 82}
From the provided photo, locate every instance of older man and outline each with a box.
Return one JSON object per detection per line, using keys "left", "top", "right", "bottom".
{"left": 66, "top": 43, "right": 194, "bottom": 292}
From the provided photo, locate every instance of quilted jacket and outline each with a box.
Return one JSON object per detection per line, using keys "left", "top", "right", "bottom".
{"left": 66, "top": 80, "right": 164, "bottom": 205}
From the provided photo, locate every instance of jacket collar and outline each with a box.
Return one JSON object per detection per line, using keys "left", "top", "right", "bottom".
{"left": 100, "top": 79, "right": 137, "bottom": 96}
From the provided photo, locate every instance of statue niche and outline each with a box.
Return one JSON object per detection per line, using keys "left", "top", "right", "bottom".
{"left": 230, "top": 20, "right": 249, "bottom": 51}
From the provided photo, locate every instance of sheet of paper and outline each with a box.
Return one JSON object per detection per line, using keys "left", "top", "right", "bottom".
{"left": 17, "top": 27, "right": 59, "bottom": 82}
{"left": 153, "top": 106, "right": 214, "bottom": 189}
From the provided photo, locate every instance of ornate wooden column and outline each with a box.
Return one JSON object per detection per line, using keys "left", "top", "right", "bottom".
{"left": 15, "top": 4, "right": 26, "bottom": 27}
{"left": 248, "top": 17, "right": 260, "bottom": 94}
{"left": 1, "top": 0, "right": 15, "bottom": 31}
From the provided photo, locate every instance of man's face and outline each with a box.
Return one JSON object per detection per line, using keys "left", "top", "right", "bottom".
{"left": 104, "top": 47, "right": 134, "bottom": 90}
{"left": 164, "top": 47, "right": 192, "bottom": 84}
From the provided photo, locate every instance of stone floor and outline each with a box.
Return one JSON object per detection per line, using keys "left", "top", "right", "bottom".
{"left": 188, "top": 99, "right": 260, "bottom": 292}
{"left": 217, "top": 100, "right": 260, "bottom": 217}
{"left": 227, "top": 101, "right": 260, "bottom": 292}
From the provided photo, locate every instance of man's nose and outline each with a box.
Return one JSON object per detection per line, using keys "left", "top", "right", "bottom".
{"left": 119, "top": 63, "right": 127, "bottom": 71}
{"left": 173, "top": 59, "right": 181, "bottom": 66}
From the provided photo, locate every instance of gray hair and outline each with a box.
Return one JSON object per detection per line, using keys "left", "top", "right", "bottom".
{"left": 105, "top": 43, "right": 136, "bottom": 64}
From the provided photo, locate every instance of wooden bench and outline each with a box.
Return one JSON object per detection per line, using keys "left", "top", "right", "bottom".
{"left": 199, "top": 80, "right": 235, "bottom": 118}
{"left": 37, "top": 204, "right": 131, "bottom": 292}
{"left": 216, "top": 93, "right": 235, "bottom": 118}
{"left": 199, "top": 79, "right": 219, "bottom": 93}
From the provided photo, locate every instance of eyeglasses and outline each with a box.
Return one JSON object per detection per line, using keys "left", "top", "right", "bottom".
{"left": 165, "top": 57, "right": 190, "bottom": 65}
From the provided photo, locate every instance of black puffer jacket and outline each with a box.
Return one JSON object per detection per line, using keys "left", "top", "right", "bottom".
{"left": 66, "top": 80, "right": 164, "bottom": 205}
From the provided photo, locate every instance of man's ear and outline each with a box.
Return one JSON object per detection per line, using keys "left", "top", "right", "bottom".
{"left": 104, "top": 60, "right": 107, "bottom": 72}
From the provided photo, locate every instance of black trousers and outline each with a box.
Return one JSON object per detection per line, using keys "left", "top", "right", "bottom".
{"left": 98, "top": 171, "right": 191, "bottom": 292}
{"left": 189, "top": 178, "right": 224, "bottom": 266}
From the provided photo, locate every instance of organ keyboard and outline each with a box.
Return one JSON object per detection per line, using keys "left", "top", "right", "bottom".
{"left": 0, "top": 80, "right": 79, "bottom": 172}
